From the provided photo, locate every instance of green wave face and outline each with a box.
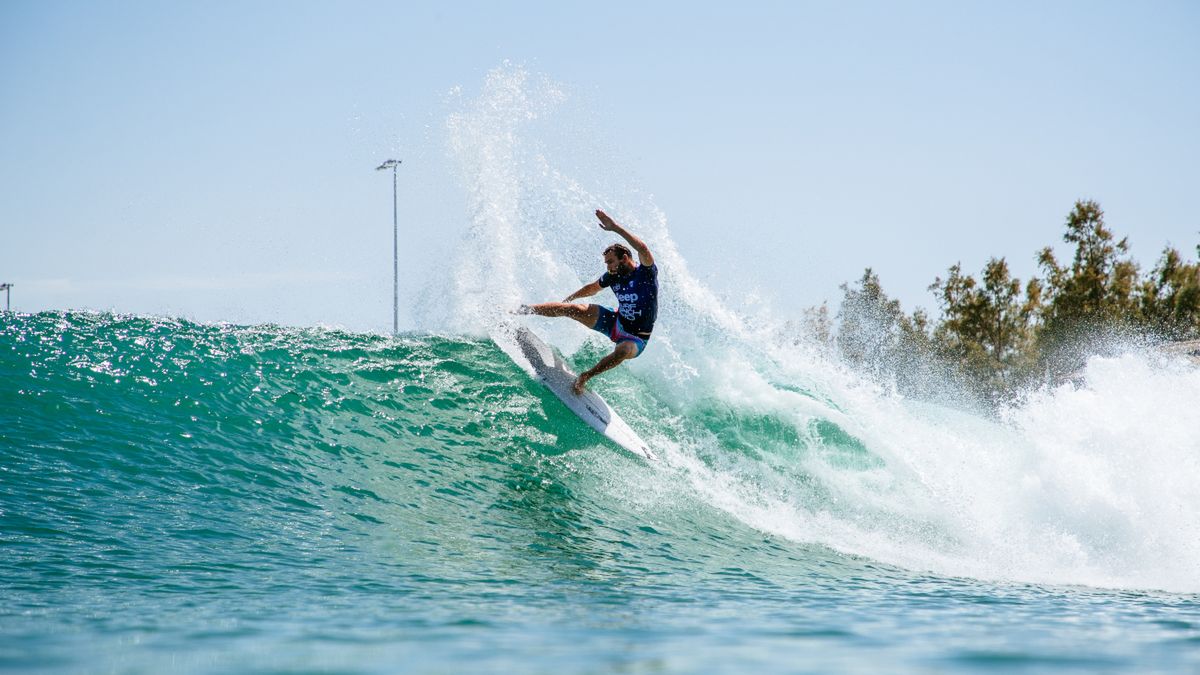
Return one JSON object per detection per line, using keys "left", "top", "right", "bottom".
{"left": 1, "top": 312, "right": 843, "bottom": 593}
{"left": 5, "top": 311, "right": 1200, "bottom": 673}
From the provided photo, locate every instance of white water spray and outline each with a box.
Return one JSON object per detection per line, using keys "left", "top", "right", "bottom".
{"left": 438, "top": 64, "right": 1200, "bottom": 593}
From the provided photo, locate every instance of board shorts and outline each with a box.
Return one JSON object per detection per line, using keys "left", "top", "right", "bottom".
{"left": 592, "top": 306, "right": 648, "bottom": 357}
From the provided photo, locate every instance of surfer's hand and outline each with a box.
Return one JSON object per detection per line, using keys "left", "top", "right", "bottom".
{"left": 512, "top": 304, "right": 533, "bottom": 315}
{"left": 595, "top": 210, "right": 618, "bottom": 231}
{"left": 572, "top": 374, "right": 589, "bottom": 395}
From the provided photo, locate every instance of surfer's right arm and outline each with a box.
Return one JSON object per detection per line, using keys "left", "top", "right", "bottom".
{"left": 562, "top": 281, "right": 602, "bottom": 303}
{"left": 596, "top": 210, "right": 654, "bottom": 267}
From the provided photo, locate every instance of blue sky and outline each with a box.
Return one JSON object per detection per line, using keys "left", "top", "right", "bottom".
{"left": 2, "top": 1, "right": 1198, "bottom": 331}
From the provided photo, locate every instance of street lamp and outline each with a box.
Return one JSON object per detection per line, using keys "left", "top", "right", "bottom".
{"left": 376, "top": 159, "right": 401, "bottom": 335}
{"left": 0, "top": 283, "right": 10, "bottom": 312}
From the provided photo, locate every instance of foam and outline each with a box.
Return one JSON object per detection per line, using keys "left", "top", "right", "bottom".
{"left": 435, "top": 63, "right": 1200, "bottom": 593}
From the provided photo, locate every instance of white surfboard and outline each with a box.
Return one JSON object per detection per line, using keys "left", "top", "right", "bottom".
{"left": 491, "top": 321, "right": 657, "bottom": 461}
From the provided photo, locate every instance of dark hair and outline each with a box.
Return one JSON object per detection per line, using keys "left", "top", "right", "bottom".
{"left": 603, "top": 243, "right": 633, "bottom": 260}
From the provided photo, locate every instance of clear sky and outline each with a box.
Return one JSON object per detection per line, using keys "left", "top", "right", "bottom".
{"left": 2, "top": 1, "right": 1198, "bottom": 332}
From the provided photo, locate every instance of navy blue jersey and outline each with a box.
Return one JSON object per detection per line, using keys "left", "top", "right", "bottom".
{"left": 598, "top": 263, "right": 659, "bottom": 336}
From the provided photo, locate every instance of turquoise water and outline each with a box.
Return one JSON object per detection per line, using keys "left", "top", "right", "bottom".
{"left": 3, "top": 311, "right": 1200, "bottom": 673}
{"left": 7, "top": 65, "right": 1200, "bottom": 675}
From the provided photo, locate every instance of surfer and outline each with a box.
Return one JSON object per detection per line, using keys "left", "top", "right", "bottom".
{"left": 520, "top": 209, "right": 659, "bottom": 395}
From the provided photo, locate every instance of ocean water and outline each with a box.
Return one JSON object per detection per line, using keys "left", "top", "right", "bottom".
{"left": 5, "top": 65, "right": 1200, "bottom": 673}
{"left": 3, "top": 311, "right": 1199, "bottom": 674}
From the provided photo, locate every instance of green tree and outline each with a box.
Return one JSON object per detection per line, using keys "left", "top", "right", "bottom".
{"left": 894, "top": 305, "right": 949, "bottom": 397}
{"left": 839, "top": 201, "right": 1199, "bottom": 403}
{"left": 1035, "top": 200, "right": 1140, "bottom": 366}
{"left": 837, "top": 269, "right": 945, "bottom": 397}
{"left": 801, "top": 301, "right": 835, "bottom": 349}
{"left": 929, "top": 258, "right": 1041, "bottom": 398}
{"left": 837, "top": 268, "right": 905, "bottom": 373}
{"left": 1138, "top": 244, "right": 1200, "bottom": 340}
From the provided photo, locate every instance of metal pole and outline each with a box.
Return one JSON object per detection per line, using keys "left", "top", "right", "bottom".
{"left": 392, "top": 163, "right": 398, "bottom": 336}
{"left": 375, "top": 159, "right": 401, "bottom": 335}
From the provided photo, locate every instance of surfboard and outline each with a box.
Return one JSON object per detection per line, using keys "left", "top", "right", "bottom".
{"left": 491, "top": 321, "right": 657, "bottom": 461}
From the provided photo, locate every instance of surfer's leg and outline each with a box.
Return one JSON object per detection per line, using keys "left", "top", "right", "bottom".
{"left": 609, "top": 319, "right": 647, "bottom": 358}
{"left": 573, "top": 341, "right": 638, "bottom": 394}
{"left": 591, "top": 308, "right": 646, "bottom": 357}
{"left": 525, "top": 302, "right": 600, "bottom": 330}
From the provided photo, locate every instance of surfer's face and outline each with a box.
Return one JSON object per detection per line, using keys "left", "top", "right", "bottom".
{"left": 603, "top": 251, "right": 634, "bottom": 275}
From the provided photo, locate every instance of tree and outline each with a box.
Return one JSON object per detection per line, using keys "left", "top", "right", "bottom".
{"left": 835, "top": 201, "right": 1199, "bottom": 404}
{"left": 837, "top": 268, "right": 905, "bottom": 374}
{"left": 929, "top": 258, "right": 1040, "bottom": 399}
{"left": 1035, "top": 200, "right": 1140, "bottom": 366}
{"left": 1138, "top": 245, "right": 1200, "bottom": 340}
{"left": 801, "top": 301, "right": 835, "bottom": 349}
{"left": 837, "top": 269, "right": 946, "bottom": 397}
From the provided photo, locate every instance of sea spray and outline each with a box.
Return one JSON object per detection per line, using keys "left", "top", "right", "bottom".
{"left": 5, "top": 66, "right": 1200, "bottom": 675}
{"left": 431, "top": 64, "right": 1200, "bottom": 594}
{"left": 436, "top": 66, "right": 571, "bottom": 334}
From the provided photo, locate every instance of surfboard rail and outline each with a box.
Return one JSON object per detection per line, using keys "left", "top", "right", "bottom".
{"left": 491, "top": 321, "right": 657, "bottom": 461}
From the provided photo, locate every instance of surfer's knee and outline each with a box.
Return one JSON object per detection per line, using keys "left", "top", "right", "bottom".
{"left": 614, "top": 341, "right": 639, "bottom": 360}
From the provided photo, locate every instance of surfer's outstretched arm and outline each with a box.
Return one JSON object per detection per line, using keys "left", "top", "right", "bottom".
{"left": 596, "top": 210, "right": 654, "bottom": 267}
{"left": 563, "top": 281, "right": 602, "bottom": 303}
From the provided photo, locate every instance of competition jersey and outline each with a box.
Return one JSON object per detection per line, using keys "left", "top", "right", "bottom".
{"left": 598, "top": 263, "right": 659, "bottom": 336}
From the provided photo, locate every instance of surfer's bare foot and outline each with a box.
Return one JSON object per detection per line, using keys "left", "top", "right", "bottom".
{"left": 572, "top": 375, "right": 589, "bottom": 395}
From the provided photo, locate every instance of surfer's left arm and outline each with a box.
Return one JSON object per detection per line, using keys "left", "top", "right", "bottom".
{"left": 563, "top": 281, "right": 602, "bottom": 303}
{"left": 596, "top": 210, "right": 654, "bottom": 267}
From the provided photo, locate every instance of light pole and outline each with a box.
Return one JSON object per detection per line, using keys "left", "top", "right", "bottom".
{"left": 0, "top": 283, "right": 10, "bottom": 312}
{"left": 376, "top": 159, "right": 401, "bottom": 335}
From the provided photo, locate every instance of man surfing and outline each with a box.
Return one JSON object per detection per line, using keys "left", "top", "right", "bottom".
{"left": 520, "top": 209, "right": 659, "bottom": 395}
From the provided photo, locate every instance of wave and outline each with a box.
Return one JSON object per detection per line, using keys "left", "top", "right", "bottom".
{"left": 5, "top": 64, "right": 1199, "bottom": 597}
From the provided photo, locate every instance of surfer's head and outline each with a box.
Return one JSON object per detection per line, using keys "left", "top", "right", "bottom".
{"left": 603, "top": 244, "right": 635, "bottom": 275}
